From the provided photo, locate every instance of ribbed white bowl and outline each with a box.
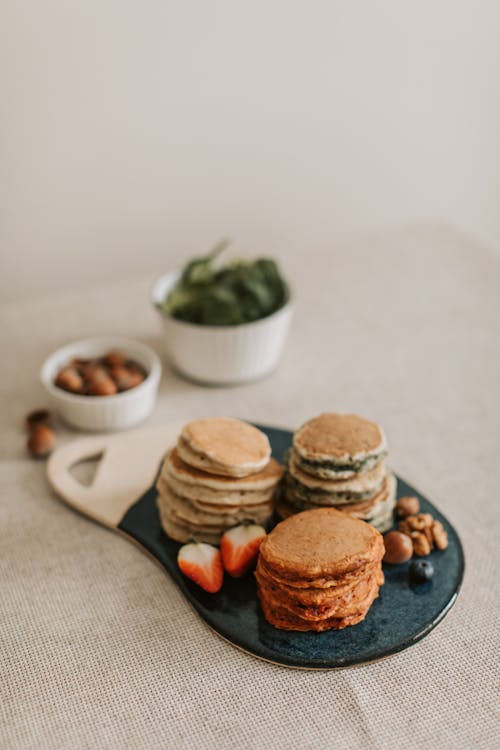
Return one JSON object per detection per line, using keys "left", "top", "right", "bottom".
{"left": 151, "top": 271, "right": 293, "bottom": 385}
{"left": 40, "top": 337, "right": 162, "bottom": 432}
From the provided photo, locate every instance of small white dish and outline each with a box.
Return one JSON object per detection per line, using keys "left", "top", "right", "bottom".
{"left": 40, "top": 337, "right": 162, "bottom": 432}
{"left": 151, "top": 271, "right": 293, "bottom": 385}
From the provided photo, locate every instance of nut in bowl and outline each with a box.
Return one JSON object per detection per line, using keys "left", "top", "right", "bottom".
{"left": 40, "top": 337, "right": 161, "bottom": 432}
{"left": 151, "top": 241, "right": 293, "bottom": 385}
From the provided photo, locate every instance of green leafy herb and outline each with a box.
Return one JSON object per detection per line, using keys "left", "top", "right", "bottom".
{"left": 157, "top": 241, "right": 289, "bottom": 326}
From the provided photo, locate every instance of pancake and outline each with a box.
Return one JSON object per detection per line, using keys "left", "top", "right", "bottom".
{"left": 288, "top": 453, "right": 386, "bottom": 502}
{"left": 259, "top": 508, "right": 384, "bottom": 585}
{"left": 157, "top": 492, "right": 271, "bottom": 545}
{"left": 283, "top": 471, "right": 385, "bottom": 507}
{"left": 293, "top": 413, "right": 387, "bottom": 478}
{"left": 257, "top": 571, "right": 383, "bottom": 621}
{"left": 256, "top": 557, "right": 383, "bottom": 603}
{"left": 179, "top": 418, "right": 271, "bottom": 477}
{"left": 276, "top": 496, "right": 394, "bottom": 533}
{"left": 160, "top": 467, "right": 279, "bottom": 508}
{"left": 278, "top": 473, "right": 396, "bottom": 532}
{"left": 158, "top": 474, "right": 276, "bottom": 510}
{"left": 156, "top": 498, "right": 223, "bottom": 545}
{"left": 256, "top": 563, "right": 383, "bottom": 613}
{"left": 283, "top": 477, "right": 372, "bottom": 507}
{"left": 162, "top": 448, "right": 283, "bottom": 492}
{"left": 257, "top": 590, "right": 379, "bottom": 632}
{"left": 367, "top": 509, "right": 393, "bottom": 534}
{"left": 156, "top": 481, "right": 273, "bottom": 528}
{"left": 257, "top": 554, "right": 381, "bottom": 590}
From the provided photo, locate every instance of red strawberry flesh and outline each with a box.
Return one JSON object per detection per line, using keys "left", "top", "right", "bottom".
{"left": 221, "top": 524, "right": 266, "bottom": 578}
{"left": 177, "top": 543, "right": 224, "bottom": 593}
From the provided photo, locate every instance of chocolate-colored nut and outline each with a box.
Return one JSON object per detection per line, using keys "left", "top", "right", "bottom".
{"left": 27, "top": 425, "right": 55, "bottom": 458}
{"left": 102, "top": 351, "right": 126, "bottom": 368}
{"left": 396, "top": 496, "right": 420, "bottom": 517}
{"left": 383, "top": 531, "right": 413, "bottom": 564}
{"left": 87, "top": 376, "right": 118, "bottom": 396}
{"left": 25, "top": 409, "right": 52, "bottom": 431}
{"left": 55, "top": 367, "right": 84, "bottom": 393}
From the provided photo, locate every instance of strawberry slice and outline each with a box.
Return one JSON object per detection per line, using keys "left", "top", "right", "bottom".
{"left": 220, "top": 524, "right": 267, "bottom": 578}
{"left": 177, "top": 543, "right": 224, "bottom": 593}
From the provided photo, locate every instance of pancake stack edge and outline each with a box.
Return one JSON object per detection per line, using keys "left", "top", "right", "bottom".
{"left": 256, "top": 508, "right": 385, "bottom": 631}
{"left": 278, "top": 413, "right": 396, "bottom": 531}
{"left": 156, "top": 418, "right": 283, "bottom": 544}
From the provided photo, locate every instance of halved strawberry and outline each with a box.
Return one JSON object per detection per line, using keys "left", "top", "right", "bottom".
{"left": 177, "top": 543, "right": 224, "bottom": 593}
{"left": 220, "top": 524, "right": 267, "bottom": 578}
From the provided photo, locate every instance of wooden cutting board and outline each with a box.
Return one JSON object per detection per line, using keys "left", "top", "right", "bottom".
{"left": 47, "top": 423, "right": 465, "bottom": 670}
{"left": 47, "top": 422, "right": 185, "bottom": 529}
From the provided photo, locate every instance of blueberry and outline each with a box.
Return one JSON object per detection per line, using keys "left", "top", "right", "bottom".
{"left": 409, "top": 559, "right": 434, "bottom": 583}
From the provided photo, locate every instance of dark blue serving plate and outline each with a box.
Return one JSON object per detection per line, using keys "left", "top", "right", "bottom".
{"left": 117, "top": 425, "right": 465, "bottom": 670}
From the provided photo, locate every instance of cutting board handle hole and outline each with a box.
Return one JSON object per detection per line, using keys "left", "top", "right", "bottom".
{"left": 69, "top": 453, "right": 104, "bottom": 488}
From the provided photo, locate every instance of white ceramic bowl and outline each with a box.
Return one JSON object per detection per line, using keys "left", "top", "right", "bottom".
{"left": 151, "top": 270, "right": 293, "bottom": 385}
{"left": 41, "top": 337, "right": 162, "bottom": 432}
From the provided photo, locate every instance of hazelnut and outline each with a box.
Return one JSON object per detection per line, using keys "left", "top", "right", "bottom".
{"left": 55, "top": 367, "right": 84, "bottom": 393}
{"left": 396, "top": 496, "right": 420, "bottom": 517}
{"left": 25, "top": 409, "right": 52, "bottom": 431}
{"left": 110, "top": 365, "right": 144, "bottom": 391}
{"left": 27, "top": 425, "right": 55, "bottom": 458}
{"left": 383, "top": 531, "right": 413, "bottom": 564}
{"left": 102, "top": 351, "right": 126, "bottom": 368}
{"left": 87, "top": 376, "right": 117, "bottom": 396}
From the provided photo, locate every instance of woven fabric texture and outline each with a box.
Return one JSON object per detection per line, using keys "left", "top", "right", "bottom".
{"left": 1, "top": 227, "right": 498, "bottom": 749}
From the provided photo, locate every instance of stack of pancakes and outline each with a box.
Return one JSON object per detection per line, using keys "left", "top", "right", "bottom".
{"left": 278, "top": 413, "right": 396, "bottom": 532}
{"left": 256, "top": 508, "right": 385, "bottom": 631}
{"left": 156, "top": 417, "right": 283, "bottom": 544}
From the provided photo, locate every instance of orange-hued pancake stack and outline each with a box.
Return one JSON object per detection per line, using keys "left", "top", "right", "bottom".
{"left": 256, "top": 508, "right": 384, "bottom": 631}
{"left": 156, "top": 418, "right": 283, "bottom": 544}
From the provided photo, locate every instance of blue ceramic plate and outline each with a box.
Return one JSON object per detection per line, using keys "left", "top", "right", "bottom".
{"left": 118, "top": 425, "right": 464, "bottom": 669}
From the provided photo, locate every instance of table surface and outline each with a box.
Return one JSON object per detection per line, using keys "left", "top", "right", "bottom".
{"left": 1, "top": 226, "right": 498, "bottom": 750}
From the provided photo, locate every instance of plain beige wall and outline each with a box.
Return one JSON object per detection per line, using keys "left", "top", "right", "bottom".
{"left": 1, "top": 0, "right": 499, "bottom": 302}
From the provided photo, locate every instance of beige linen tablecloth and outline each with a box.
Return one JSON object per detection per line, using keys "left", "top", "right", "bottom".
{"left": 1, "top": 226, "right": 498, "bottom": 749}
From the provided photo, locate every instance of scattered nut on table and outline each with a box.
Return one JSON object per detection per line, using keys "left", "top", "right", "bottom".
{"left": 27, "top": 424, "right": 55, "bottom": 458}
{"left": 25, "top": 409, "right": 52, "bottom": 431}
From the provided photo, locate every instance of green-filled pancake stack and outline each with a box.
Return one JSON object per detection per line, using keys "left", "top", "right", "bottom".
{"left": 277, "top": 413, "right": 396, "bottom": 532}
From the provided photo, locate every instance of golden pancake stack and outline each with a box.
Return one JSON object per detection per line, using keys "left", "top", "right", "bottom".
{"left": 256, "top": 508, "right": 385, "bottom": 631}
{"left": 156, "top": 417, "right": 283, "bottom": 544}
{"left": 278, "top": 413, "right": 396, "bottom": 532}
